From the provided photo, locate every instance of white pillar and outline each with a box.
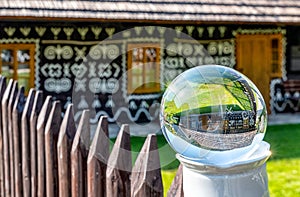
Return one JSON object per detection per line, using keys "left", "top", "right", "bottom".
{"left": 177, "top": 141, "right": 271, "bottom": 197}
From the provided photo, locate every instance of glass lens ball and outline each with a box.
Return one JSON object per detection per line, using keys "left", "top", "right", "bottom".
{"left": 160, "top": 65, "right": 267, "bottom": 165}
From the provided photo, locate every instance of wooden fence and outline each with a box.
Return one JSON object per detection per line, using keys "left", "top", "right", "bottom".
{"left": 0, "top": 77, "right": 183, "bottom": 197}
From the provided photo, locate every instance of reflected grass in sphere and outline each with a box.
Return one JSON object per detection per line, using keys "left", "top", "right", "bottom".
{"left": 160, "top": 65, "right": 267, "bottom": 165}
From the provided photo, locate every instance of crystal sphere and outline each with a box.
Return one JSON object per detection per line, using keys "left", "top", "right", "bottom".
{"left": 160, "top": 65, "right": 267, "bottom": 165}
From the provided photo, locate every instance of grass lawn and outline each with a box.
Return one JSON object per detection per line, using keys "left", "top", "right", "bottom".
{"left": 264, "top": 124, "right": 300, "bottom": 196}
{"left": 120, "top": 123, "right": 300, "bottom": 196}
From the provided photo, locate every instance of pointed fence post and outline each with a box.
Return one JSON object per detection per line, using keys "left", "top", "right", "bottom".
{"left": 21, "top": 88, "right": 36, "bottom": 197}
{"left": 57, "top": 104, "right": 77, "bottom": 197}
{"left": 0, "top": 76, "right": 6, "bottom": 197}
{"left": 167, "top": 164, "right": 184, "bottom": 197}
{"left": 106, "top": 124, "right": 132, "bottom": 197}
{"left": 87, "top": 116, "right": 109, "bottom": 197}
{"left": 37, "top": 96, "right": 52, "bottom": 197}
{"left": 2, "top": 79, "right": 13, "bottom": 197}
{"left": 30, "top": 91, "right": 43, "bottom": 197}
{"left": 8, "top": 81, "right": 18, "bottom": 197}
{"left": 12, "top": 87, "right": 26, "bottom": 197}
{"left": 131, "top": 134, "right": 163, "bottom": 197}
{"left": 71, "top": 110, "right": 90, "bottom": 197}
{"left": 45, "top": 101, "right": 61, "bottom": 197}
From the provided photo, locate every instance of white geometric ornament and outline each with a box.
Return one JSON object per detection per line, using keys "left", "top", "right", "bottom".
{"left": 157, "top": 26, "right": 166, "bottom": 37}
{"left": 105, "top": 28, "right": 115, "bottom": 38}
{"left": 134, "top": 26, "right": 143, "bottom": 35}
{"left": 207, "top": 26, "right": 215, "bottom": 38}
{"left": 197, "top": 27, "right": 204, "bottom": 37}
{"left": 35, "top": 27, "right": 47, "bottom": 37}
{"left": 74, "top": 47, "right": 87, "bottom": 62}
{"left": 92, "top": 96, "right": 101, "bottom": 108}
{"left": 91, "top": 27, "right": 102, "bottom": 39}
{"left": 218, "top": 26, "right": 227, "bottom": 38}
{"left": 51, "top": 27, "right": 61, "bottom": 40}
{"left": 4, "top": 27, "right": 16, "bottom": 37}
{"left": 63, "top": 27, "right": 74, "bottom": 40}
{"left": 186, "top": 26, "right": 195, "bottom": 36}
{"left": 145, "top": 26, "right": 155, "bottom": 35}
{"left": 77, "top": 27, "right": 89, "bottom": 40}
{"left": 71, "top": 63, "right": 88, "bottom": 78}
{"left": 74, "top": 78, "right": 87, "bottom": 92}
{"left": 20, "top": 27, "right": 31, "bottom": 37}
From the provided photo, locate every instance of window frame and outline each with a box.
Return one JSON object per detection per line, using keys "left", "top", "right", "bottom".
{"left": 127, "top": 43, "right": 161, "bottom": 94}
{"left": 0, "top": 43, "right": 35, "bottom": 94}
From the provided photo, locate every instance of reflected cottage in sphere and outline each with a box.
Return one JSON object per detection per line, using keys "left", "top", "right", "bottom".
{"left": 160, "top": 65, "right": 267, "bottom": 164}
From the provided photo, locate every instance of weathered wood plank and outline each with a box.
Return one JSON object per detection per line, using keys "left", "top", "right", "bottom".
{"left": 36, "top": 96, "right": 52, "bottom": 197}
{"left": 87, "top": 116, "right": 109, "bottom": 197}
{"left": 57, "top": 104, "right": 76, "bottom": 197}
{"left": 71, "top": 110, "right": 90, "bottom": 197}
{"left": 30, "top": 91, "right": 43, "bottom": 197}
{"left": 45, "top": 101, "right": 61, "bottom": 197}
{"left": 0, "top": 76, "right": 6, "bottom": 197}
{"left": 12, "top": 87, "right": 26, "bottom": 197}
{"left": 2, "top": 79, "right": 13, "bottom": 197}
{"left": 167, "top": 164, "right": 184, "bottom": 197}
{"left": 8, "top": 81, "right": 18, "bottom": 197}
{"left": 131, "top": 134, "right": 163, "bottom": 197}
{"left": 21, "top": 89, "right": 36, "bottom": 197}
{"left": 106, "top": 124, "right": 131, "bottom": 197}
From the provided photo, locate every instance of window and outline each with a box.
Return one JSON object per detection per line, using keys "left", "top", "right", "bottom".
{"left": 127, "top": 43, "right": 160, "bottom": 94}
{"left": 0, "top": 44, "right": 35, "bottom": 94}
{"left": 270, "top": 36, "right": 282, "bottom": 77}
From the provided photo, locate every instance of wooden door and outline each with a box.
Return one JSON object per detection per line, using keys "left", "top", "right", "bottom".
{"left": 236, "top": 34, "right": 282, "bottom": 113}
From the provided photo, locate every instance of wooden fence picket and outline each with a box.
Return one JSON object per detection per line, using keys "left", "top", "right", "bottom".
{"left": 12, "top": 87, "right": 26, "bottom": 197}
{"left": 71, "top": 110, "right": 90, "bottom": 197}
{"left": 21, "top": 89, "right": 36, "bottom": 197}
{"left": 87, "top": 116, "right": 109, "bottom": 197}
{"left": 2, "top": 79, "right": 13, "bottom": 197}
{"left": 0, "top": 76, "right": 6, "bottom": 197}
{"left": 8, "top": 81, "right": 18, "bottom": 197}
{"left": 30, "top": 91, "right": 43, "bottom": 197}
{"left": 57, "top": 104, "right": 77, "bottom": 197}
{"left": 0, "top": 78, "right": 182, "bottom": 197}
{"left": 36, "top": 96, "right": 52, "bottom": 197}
{"left": 131, "top": 134, "right": 163, "bottom": 197}
{"left": 45, "top": 101, "right": 61, "bottom": 197}
{"left": 167, "top": 164, "right": 184, "bottom": 197}
{"left": 106, "top": 124, "right": 131, "bottom": 197}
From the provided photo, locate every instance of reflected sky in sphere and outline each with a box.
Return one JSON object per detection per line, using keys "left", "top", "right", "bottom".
{"left": 160, "top": 65, "right": 267, "bottom": 165}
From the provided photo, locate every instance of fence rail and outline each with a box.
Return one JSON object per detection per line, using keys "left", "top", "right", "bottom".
{"left": 0, "top": 76, "right": 183, "bottom": 197}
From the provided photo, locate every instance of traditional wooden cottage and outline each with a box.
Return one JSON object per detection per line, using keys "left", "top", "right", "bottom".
{"left": 0, "top": 0, "right": 300, "bottom": 123}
